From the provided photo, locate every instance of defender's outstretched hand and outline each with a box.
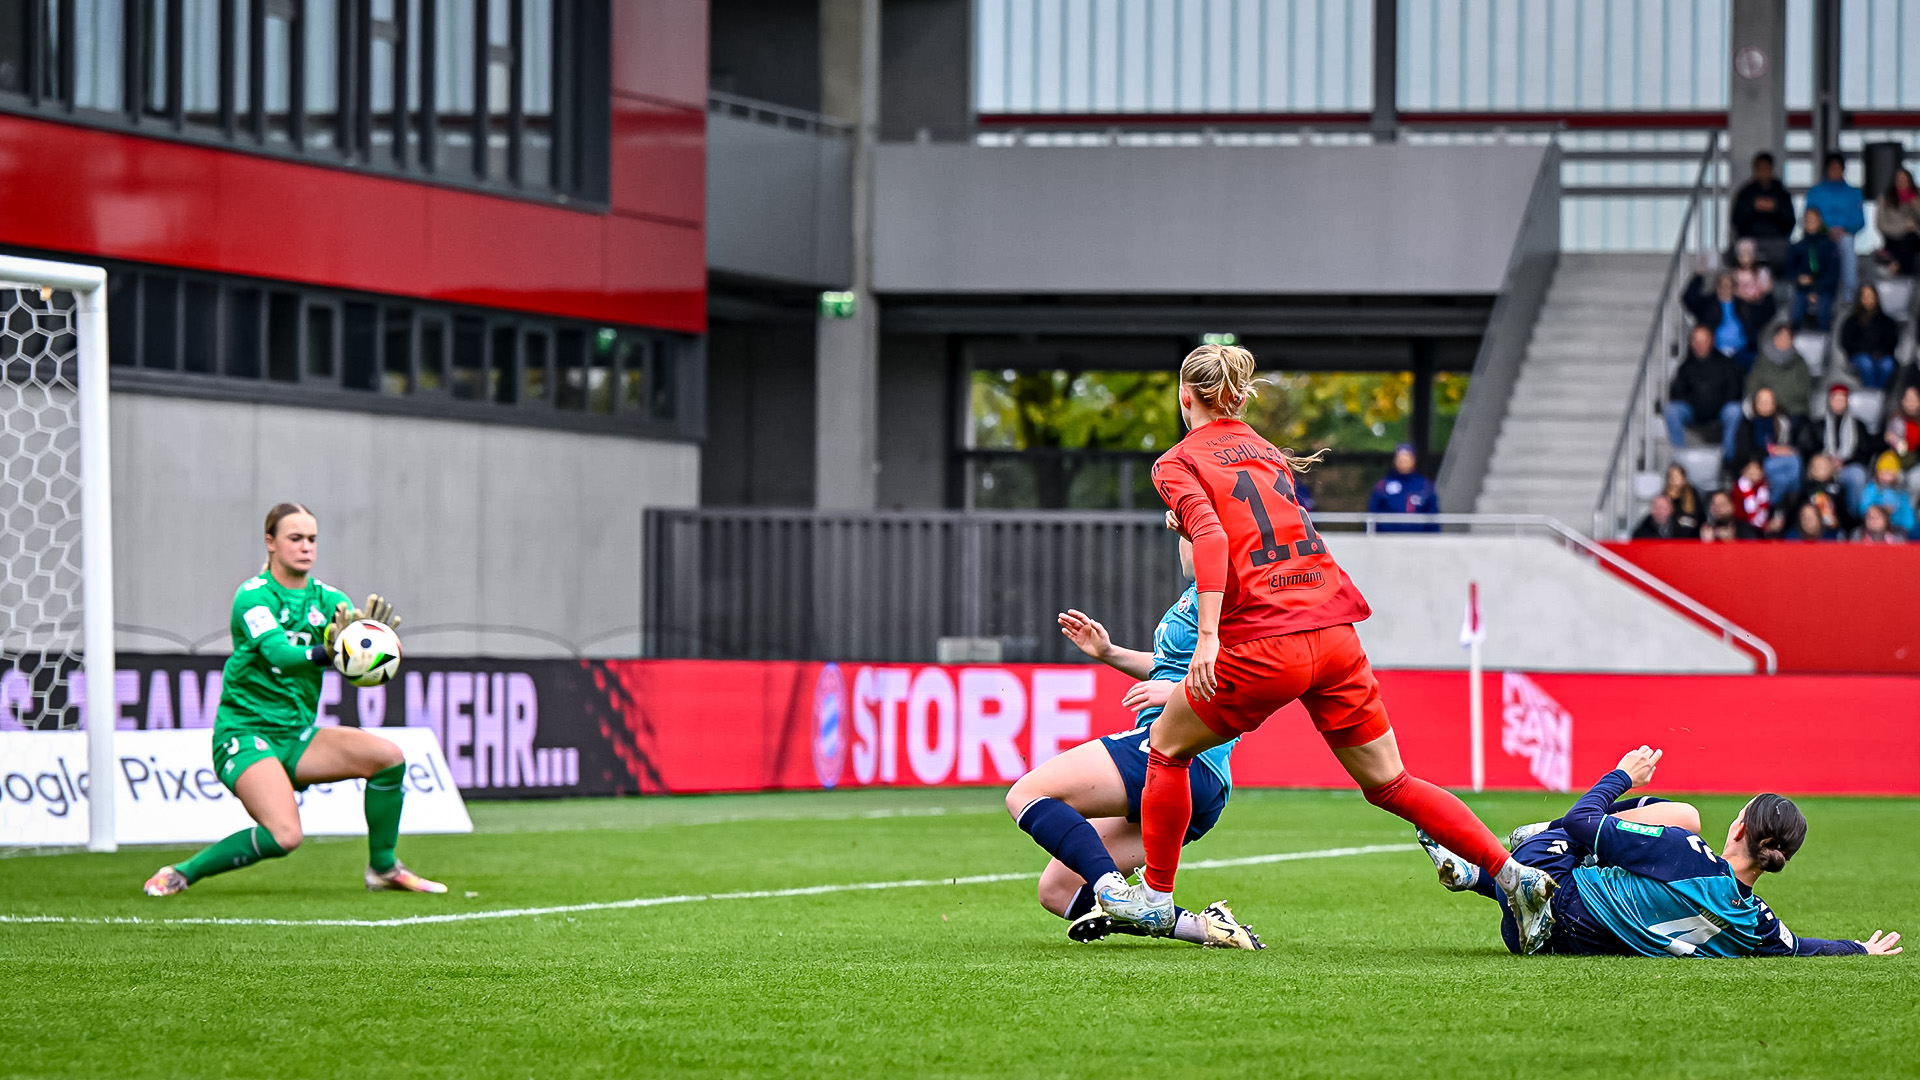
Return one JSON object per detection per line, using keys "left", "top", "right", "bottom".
{"left": 1057, "top": 609, "right": 1112, "bottom": 661}
{"left": 363, "top": 594, "right": 401, "bottom": 631}
{"left": 1616, "top": 745, "right": 1663, "bottom": 787}
{"left": 1121, "top": 680, "right": 1178, "bottom": 714}
{"left": 1862, "top": 930, "right": 1903, "bottom": 956}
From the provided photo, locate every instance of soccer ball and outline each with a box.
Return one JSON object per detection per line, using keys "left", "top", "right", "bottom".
{"left": 334, "top": 619, "right": 402, "bottom": 687}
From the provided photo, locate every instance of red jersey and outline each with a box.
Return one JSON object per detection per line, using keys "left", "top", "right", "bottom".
{"left": 1152, "top": 419, "right": 1371, "bottom": 646}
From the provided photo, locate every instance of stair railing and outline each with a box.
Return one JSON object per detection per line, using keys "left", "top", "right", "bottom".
{"left": 1592, "top": 136, "right": 1725, "bottom": 540}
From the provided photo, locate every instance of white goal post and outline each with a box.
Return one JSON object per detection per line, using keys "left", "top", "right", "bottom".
{"left": 0, "top": 255, "right": 115, "bottom": 852}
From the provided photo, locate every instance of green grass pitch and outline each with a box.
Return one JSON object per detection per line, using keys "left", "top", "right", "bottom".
{"left": 2, "top": 788, "right": 1915, "bottom": 1078}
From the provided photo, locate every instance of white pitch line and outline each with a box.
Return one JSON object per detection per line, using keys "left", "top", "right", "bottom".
{"left": 0, "top": 842, "right": 1418, "bottom": 929}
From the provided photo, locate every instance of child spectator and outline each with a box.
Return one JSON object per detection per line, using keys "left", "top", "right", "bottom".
{"left": 1788, "top": 207, "right": 1841, "bottom": 330}
{"left": 1786, "top": 501, "right": 1834, "bottom": 541}
{"left": 1855, "top": 503, "right": 1908, "bottom": 545}
{"left": 1701, "top": 489, "right": 1759, "bottom": 542}
{"left": 1885, "top": 386, "right": 1920, "bottom": 496}
{"left": 1366, "top": 444, "right": 1440, "bottom": 532}
{"left": 1746, "top": 321, "right": 1811, "bottom": 417}
{"left": 1858, "top": 452, "right": 1919, "bottom": 536}
{"left": 1874, "top": 168, "right": 1920, "bottom": 276}
{"left": 1734, "top": 386, "right": 1803, "bottom": 500}
{"left": 1631, "top": 495, "right": 1685, "bottom": 539}
{"left": 1839, "top": 283, "right": 1900, "bottom": 389}
{"left": 1732, "top": 458, "right": 1774, "bottom": 534}
{"left": 1798, "top": 383, "right": 1875, "bottom": 507}
{"left": 1805, "top": 152, "right": 1866, "bottom": 302}
{"left": 1660, "top": 464, "right": 1704, "bottom": 534}
{"left": 1796, "top": 453, "right": 1858, "bottom": 536}
{"left": 1730, "top": 238, "right": 1773, "bottom": 303}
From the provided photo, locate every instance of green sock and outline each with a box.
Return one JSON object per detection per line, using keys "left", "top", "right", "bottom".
{"left": 175, "top": 825, "right": 286, "bottom": 884}
{"left": 365, "top": 764, "right": 406, "bottom": 874}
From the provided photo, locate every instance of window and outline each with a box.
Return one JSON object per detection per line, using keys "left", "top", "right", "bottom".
{"left": 96, "top": 262, "right": 693, "bottom": 436}
{"left": 8, "top": 0, "right": 606, "bottom": 201}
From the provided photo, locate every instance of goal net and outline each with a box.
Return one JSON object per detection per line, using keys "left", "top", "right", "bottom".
{"left": 0, "top": 255, "right": 115, "bottom": 851}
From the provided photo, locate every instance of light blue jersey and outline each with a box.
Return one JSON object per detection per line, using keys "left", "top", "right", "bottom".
{"left": 1138, "top": 584, "right": 1235, "bottom": 791}
{"left": 1573, "top": 814, "right": 1788, "bottom": 958}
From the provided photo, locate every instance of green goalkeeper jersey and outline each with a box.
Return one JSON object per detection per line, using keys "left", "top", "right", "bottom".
{"left": 214, "top": 573, "right": 352, "bottom": 736}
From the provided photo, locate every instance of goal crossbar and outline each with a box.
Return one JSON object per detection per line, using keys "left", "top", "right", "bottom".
{"left": 0, "top": 254, "right": 115, "bottom": 852}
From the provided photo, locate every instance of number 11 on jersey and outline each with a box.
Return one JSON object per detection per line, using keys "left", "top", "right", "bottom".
{"left": 1229, "top": 468, "right": 1327, "bottom": 568}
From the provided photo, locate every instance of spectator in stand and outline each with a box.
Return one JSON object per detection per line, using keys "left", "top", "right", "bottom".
{"left": 1367, "top": 443, "right": 1440, "bottom": 532}
{"left": 1856, "top": 503, "right": 1908, "bottom": 545}
{"left": 1665, "top": 325, "right": 1745, "bottom": 462}
{"left": 1839, "top": 283, "right": 1901, "bottom": 390}
{"left": 1874, "top": 167, "right": 1920, "bottom": 276}
{"left": 1746, "top": 320, "right": 1811, "bottom": 416}
{"left": 1732, "top": 151, "right": 1797, "bottom": 267}
{"left": 1805, "top": 152, "right": 1866, "bottom": 302}
{"left": 1731, "top": 457, "right": 1778, "bottom": 536}
{"left": 1631, "top": 495, "right": 1686, "bottom": 539}
{"left": 1660, "top": 464, "right": 1704, "bottom": 535}
{"left": 1730, "top": 238, "right": 1774, "bottom": 305}
{"left": 1798, "top": 383, "right": 1876, "bottom": 508}
{"left": 1684, "top": 271, "right": 1772, "bottom": 369}
{"left": 1734, "top": 386, "right": 1804, "bottom": 500}
{"left": 1889, "top": 384, "right": 1920, "bottom": 499}
{"left": 1858, "top": 452, "right": 1918, "bottom": 536}
{"left": 1786, "top": 501, "right": 1835, "bottom": 541}
{"left": 1796, "top": 452, "right": 1858, "bottom": 537}
{"left": 1701, "top": 489, "right": 1759, "bottom": 542}
{"left": 1787, "top": 207, "right": 1841, "bottom": 330}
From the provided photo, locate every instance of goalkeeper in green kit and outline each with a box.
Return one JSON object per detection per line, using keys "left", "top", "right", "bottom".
{"left": 144, "top": 502, "right": 446, "bottom": 897}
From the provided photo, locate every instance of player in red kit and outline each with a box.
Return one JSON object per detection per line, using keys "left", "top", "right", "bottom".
{"left": 1094, "top": 344, "right": 1560, "bottom": 953}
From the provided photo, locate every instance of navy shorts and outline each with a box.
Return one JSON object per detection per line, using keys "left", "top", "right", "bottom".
{"left": 1497, "top": 827, "right": 1633, "bottom": 957}
{"left": 1100, "top": 727, "right": 1229, "bottom": 845}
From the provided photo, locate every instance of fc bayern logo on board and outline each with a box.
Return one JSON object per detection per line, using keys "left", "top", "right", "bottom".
{"left": 812, "top": 663, "right": 847, "bottom": 789}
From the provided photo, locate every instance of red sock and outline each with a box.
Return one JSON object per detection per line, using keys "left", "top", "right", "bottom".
{"left": 1363, "top": 770, "right": 1510, "bottom": 876}
{"left": 1141, "top": 748, "right": 1192, "bottom": 893}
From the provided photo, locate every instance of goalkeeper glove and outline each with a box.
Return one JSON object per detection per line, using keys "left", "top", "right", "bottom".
{"left": 362, "top": 594, "right": 401, "bottom": 631}
{"left": 309, "top": 601, "right": 355, "bottom": 666}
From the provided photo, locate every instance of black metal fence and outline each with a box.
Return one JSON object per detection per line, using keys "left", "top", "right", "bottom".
{"left": 643, "top": 509, "right": 1183, "bottom": 663}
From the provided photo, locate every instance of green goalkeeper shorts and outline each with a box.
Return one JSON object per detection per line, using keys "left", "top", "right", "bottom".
{"left": 212, "top": 725, "right": 319, "bottom": 793}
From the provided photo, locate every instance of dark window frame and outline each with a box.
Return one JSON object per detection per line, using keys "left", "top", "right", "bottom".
{"left": 65, "top": 253, "right": 697, "bottom": 440}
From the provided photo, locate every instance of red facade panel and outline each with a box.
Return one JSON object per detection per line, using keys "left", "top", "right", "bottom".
{"left": 611, "top": 95, "right": 706, "bottom": 224}
{"left": 611, "top": 0, "right": 709, "bottom": 108}
{"left": 0, "top": 0, "right": 708, "bottom": 333}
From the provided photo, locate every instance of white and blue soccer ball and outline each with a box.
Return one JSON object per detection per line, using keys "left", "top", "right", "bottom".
{"left": 334, "top": 618, "right": 403, "bottom": 687}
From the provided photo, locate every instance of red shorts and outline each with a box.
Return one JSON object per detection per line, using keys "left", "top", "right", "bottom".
{"left": 1185, "top": 623, "right": 1391, "bottom": 750}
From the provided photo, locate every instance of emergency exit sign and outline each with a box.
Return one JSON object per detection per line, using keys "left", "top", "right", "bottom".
{"left": 819, "top": 291, "right": 858, "bottom": 319}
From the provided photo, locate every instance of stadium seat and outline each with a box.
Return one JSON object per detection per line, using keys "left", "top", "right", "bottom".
{"left": 1632, "top": 471, "right": 1664, "bottom": 501}
{"left": 1877, "top": 277, "right": 1914, "bottom": 321}
{"left": 1674, "top": 446, "right": 1724, "bottom": 492}
{"left": 1793, "top": 332, "right": 1830, "bottom": 376}
{"left": 1850, "top": 387, "right": 1886, "bottom": 430}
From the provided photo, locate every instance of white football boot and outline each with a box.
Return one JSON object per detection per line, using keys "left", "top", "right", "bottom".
{"left": 1415, "top": 829, "right": 1482, "bottom": 892}
{"left": 1092, "top": 871, "right": 1177, "bottom": 936}
{"left": 143, "top": 866, "right": 189, "bottom": 897}
{"left": 1197, "top": 901, "right": 1265, "bottom": 950}
{"left": 1505, "top": 821, "right": 1552, "bottom": 851}
{"left": 366, "top": 861, "right": 448, "bottom": 893}
{"left": 1506, "top": 862, "right": 1558, "bottom": 955}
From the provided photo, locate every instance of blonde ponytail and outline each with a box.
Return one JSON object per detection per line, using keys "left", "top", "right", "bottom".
{"left": 1178, "top": 345, "right": 1327, "bottom": 472}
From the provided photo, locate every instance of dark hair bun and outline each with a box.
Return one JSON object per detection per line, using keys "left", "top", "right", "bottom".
{"left": 1743, "top": 794, "right": 1807, "bottom": 874}
{"left": 1755, "top": 840, "right": 1789, "bottom": 874}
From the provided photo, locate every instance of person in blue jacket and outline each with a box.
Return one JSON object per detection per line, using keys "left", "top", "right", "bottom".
{"left": 1805, "top": 152, "right": 1866, "bottom": 303}
{"left": 1417, "top": 746, "right": 1903, "bottom": 959}
{"left": 1368, "top": 444, "right": 1440, "bottom": 532}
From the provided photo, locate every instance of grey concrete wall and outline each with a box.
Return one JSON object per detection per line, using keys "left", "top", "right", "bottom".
{"left": 110, "top": 395, "right": 699, "bottom": 658}
{"left": 707, "top": 112, "right": 854, "bottom": 287}
{"left": 873, "top": 143, "right": 1548, "bottom": 295}
{"left": 1328, "top": 534, "right": 1755, "bottom": 674}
